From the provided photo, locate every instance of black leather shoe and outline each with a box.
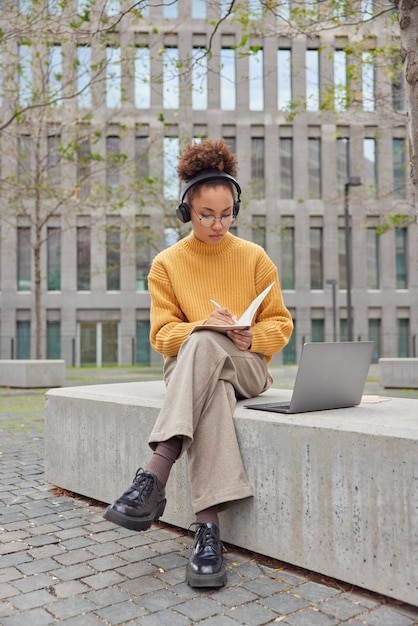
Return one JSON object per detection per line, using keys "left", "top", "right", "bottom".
{"left": 186, "top": 523, "right": 227, "bottom": 587}
{"left": 103, "top": 469, "right": 166, "bottom": 531}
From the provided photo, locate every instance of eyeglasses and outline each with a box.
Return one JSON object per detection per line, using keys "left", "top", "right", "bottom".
{"left": 192, "top": 208, "right": 235, "bottom": 228}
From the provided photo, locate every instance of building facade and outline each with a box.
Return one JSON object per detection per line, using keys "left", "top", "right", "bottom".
{"left": 0, "top": 0, "right": 416, "bottom": 366}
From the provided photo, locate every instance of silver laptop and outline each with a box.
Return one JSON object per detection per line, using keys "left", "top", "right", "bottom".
{"left": 245, "top": 341, "right": 374, "bottom": 414}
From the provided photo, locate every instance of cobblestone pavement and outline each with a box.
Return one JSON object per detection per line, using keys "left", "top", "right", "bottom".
{"left": 1, "top": 366, "right": 417, "bottom": 625}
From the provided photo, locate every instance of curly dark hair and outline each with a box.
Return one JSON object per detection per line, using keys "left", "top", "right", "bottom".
{"left": 177, "top": 138, "right": 238, "bottom": 182}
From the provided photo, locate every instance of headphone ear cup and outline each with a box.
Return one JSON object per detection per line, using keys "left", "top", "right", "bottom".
{"left": 176, "top": 202, "right": 191, "bottom": 223}
{"left": 233, "top": 199, "right": 240, "bottom": 218}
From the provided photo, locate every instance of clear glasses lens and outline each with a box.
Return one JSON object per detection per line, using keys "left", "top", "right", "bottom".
{"left": 199, "top": 215, "right": 234, "bottom": 227}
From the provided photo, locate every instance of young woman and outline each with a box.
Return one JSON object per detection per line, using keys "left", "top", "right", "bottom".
{"left": 104, "top": 139, "right": 293, "bottom": 588}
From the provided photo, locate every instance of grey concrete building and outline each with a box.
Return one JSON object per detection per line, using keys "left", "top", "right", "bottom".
{"left": 0, "top": 1, "right": 416, "bottom": 367}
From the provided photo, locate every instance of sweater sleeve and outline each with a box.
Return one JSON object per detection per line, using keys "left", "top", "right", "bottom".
{"left": 148, "top": 257, "right": 206, "bottom": 358}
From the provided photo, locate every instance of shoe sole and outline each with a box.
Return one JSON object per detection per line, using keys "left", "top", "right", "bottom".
{"left": 185, "top": 563, "right": 227, "bottom": 588}
{"left": 103, "top": 499, "right": 166, "bottom": 532}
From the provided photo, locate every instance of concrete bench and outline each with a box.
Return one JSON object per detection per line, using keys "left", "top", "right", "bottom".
{"left": 44, "top": 381, "right": 418, "bottom": 605}
{"left": 0, "top": 359, "right": 66, "bottom": 388}
{"left": 379, "top": 357, "right": 418, "bottom": 389}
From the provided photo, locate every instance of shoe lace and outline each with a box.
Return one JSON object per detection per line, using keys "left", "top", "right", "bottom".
{"left": 188, "top": 522, "right": 226, "bottom": 553}
{"left": 128, "top": 468, "right": 155, "bottom": 503}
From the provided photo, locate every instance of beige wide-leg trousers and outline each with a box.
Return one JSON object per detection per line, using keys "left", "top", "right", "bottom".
{"left": 148, "top": 330, "right": 271, "bottom": 514}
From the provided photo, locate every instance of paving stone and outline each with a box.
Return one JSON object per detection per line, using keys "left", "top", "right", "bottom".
{"left": 9, "top": 588, "right": 57, "bottom": 611}
{"left": 321, "top": 594, "right": 372, "bottom": 620}
{"left": 47, "top": 596, "right": 97, "bottom": 620}
{"left": 95, "top": 599, "right": 148, "bottom": 624}
{"left": 1, "top": 607, "right": 57, "bottom": 626}
{"left": 137, "top": 608, "right": 192, "bottom": 626}
{"left": 295, "top": 580, "right": 341, "bottom": 603}
{"left": 225, "top": 601, "right": 279, "bottom": 625}
{"left": 176, "top": 596, "right": 223, "bottom": 621}
{"left": 81, "top": 570, "right": 125, "bottom": 590}
{"left": 285, "top": 607, "right": 339, "bottom": 626}
{"left": 262, "top": 591, "right": 311, "bottom": 614}
{"left": 139, "top": 588, "right": 185, "bottom": 612}
{"left": 365, "top": 606, "right": 417, "bottom": 626}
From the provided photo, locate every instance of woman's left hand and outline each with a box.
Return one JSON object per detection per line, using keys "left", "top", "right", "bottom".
{"left": 226, "top": 328, "right": 253, "bottom": 351}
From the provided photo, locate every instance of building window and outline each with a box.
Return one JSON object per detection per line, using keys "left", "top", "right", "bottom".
{"left": 311, "top": 318, "right": 325, "bottom": 342}
{"left": 102, "top": 322, "right": 119, "bottom": 365}
{"left": 366, "top": 227, "right": 379, "bottom": 289}
{"left": 362, "top": 51, "right": 375, "bottom": 111}
{"left": 192, "top": 47, "right": 208, "bottom": 110}
{"left": 17, "top": 227, "right": 31, "bottom": 291}
{"left": 249, "top": 48, "right": 264, "bottom": 111}
{"left": 77, "top": 45, "right": 92, "bottom": 108}
{"left": 368, "top": 318, "right": 381, "bottom": 363}
{"left": 338, "top": 226, "right": 347, "bottom": 289}
{"left": 18, "top": 44, "right": 32, "bottom": 106}
{"left": 77, "top": 225, "right": 91, "bottom": 291}
{"left": 77, "top": 137, "right": 91, "bottom": 199}
{"left": 163, "top": 47, "right": 179, "bottom": 109}
{"left": 19, "top": 0, "right": 31, "bottom": 13}
{"left": 17, "top": 320, "right": 31, "bottom": 359}
{"left": 397, "top": 318, "right": 410, "bottom": 357}
{"left": 164, "top": 136, "right": 179, "bottom": 200}
{"left": 334, "top": 49, "right": 347, "bottom": 111}
{"left": 192, "top": 0, "right": 206, "bottom": 18}
{"left": 106, "top": 219, "right": 121, "bottom": 291}
{"left": 306, "top": 49, "right": 319, "bottom": 111}
{"left": 361, "top": 0, "right": 374, "bottom": 17}
{"left": 280, "top": 137, "right": 293, "bottom": 199}
{"left": 250, "top": 137, "right": 265, "bottom": 199}
{"left": 47, "top": 320, "right": 61, "bottom": 358}
{"left": 77, "top": 0, "right": 89, "bottom": 14}
{"left": 308, "top": 138, "right": 321, "bottom": 198}
{"left": 392, "top": 64, "right": 405, "bottom": 111}
{"left": 47, "top": 227, "right": 61, "bottom": 291}
{"left": 223, "top": 135, "right": 236, "bottom": 154}
{"left": 135, "top": 47, "right": 151, "bottom": 109}
{"left": 136, "top": 218, "right": 151, "bottom": 291}
{"left": 336, "top": 137, "right": 349, "bottom": 196}
{"left": 395, "top": 227, "right": 407, "bottom": 289}
{"left": 277, "top": 49, "right": 292, "bottom": 110}
{"left": 393, "top": 138, "right": 406, "bottom": 199}
{"left": 281, "top": 225, "right": 295, "bottom": 290}
{"left": 106, "top": 0, "right": 120, "bottom": 15}
{"left": 252, "top": 216, "right": 266, "bottom": 248}
{"left": 18, "top": 135, "right": 32, "bottom": 185}
{"left": 136, "top": 320, "right": 151, "bottom": 365}
{"left": 310, "top": 226, "right": 323, "bottom": 290}
{"left": 48, "top": 44, "right": 62, "bottom": 105}
{"left": 163, "top": 0, "right": 178, "bottom": 17}
{"left": 106, "top": 135, "right": 121, "bottom": 189}
{"left": 106, "top": 46, "right": 121, "bottom": 108}
{"left": 364, "top": 137, "right": 377, "bottom": 197}
{"left": 220, "top": 48, "right": 236, "bottom": 110}
{"left": 47, "top": 134, "right": 61, "bottom": 186}
{"left": 135, "top": 135, "right": 149, "bottom": 181}
{"left": 282, "top": 317, "right": 296, "bottom": 363}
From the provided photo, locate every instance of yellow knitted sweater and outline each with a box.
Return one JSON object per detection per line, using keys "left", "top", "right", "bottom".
{"left": 148, "top": 232, "right": 293, "bottom": 363}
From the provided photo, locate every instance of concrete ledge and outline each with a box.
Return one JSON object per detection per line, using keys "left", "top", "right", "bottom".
{"left": 379, "top": 357, "right": 418, "bottom": 388}
{"left": 0, "top": 359, "right": 66, "bottom": 388}
{"left": 44, "top": 381, "right": 418, "bottom": 605}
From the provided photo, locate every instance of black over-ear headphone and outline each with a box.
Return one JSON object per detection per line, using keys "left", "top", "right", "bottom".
{"left": 176, "top": 170, "right": 242, "bottom": 223}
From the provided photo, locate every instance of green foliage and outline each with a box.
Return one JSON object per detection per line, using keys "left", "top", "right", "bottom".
{"left": 375, "top": 214, "right": 415, "bottom": 235}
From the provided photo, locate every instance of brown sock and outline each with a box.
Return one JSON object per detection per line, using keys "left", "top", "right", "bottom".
{"left": 195, "top": 506, "right": 219, "bottom": 528}
{"left": 145, "top": 436, "right": 182, "bottom": 486}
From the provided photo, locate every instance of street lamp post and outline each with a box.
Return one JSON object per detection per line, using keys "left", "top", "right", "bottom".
{"left": 344, "top": 177, "right": 361, "bottom": 342}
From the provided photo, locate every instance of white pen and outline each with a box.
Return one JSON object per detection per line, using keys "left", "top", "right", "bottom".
{"left": 210, "top": 299, "right": 222, "bottom": 309}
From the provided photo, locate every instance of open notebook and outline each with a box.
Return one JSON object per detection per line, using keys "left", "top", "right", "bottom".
{"left": 245, "top": 341, "right": 374, "bottom": 414}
